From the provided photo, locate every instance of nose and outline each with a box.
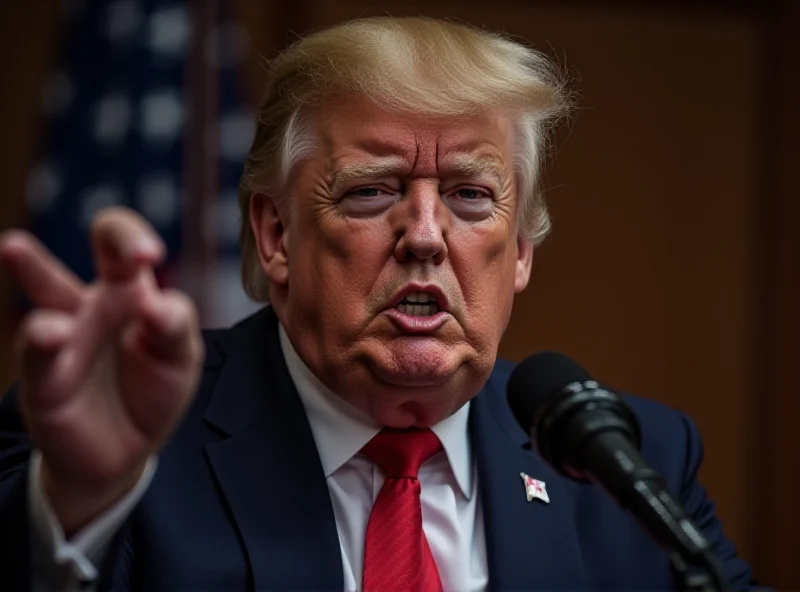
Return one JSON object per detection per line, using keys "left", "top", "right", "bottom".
{"left": 393, "top": 182, "right": 448, "bottom": 264}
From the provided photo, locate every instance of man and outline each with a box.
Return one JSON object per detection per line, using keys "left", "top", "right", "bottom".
{"left": 0, "top": 16, "right": 753, "bottom": 591}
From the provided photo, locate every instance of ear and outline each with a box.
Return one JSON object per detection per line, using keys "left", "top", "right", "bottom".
{"left": 249, "top": 193, "right": 289, "bottom": 288}
{"left": 514, "top": 236, "right": 534, "bottom": 293}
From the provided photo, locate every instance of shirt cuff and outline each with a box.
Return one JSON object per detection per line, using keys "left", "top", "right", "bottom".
{"left": 28, "top": 450, "right": 157, "bottom": 585}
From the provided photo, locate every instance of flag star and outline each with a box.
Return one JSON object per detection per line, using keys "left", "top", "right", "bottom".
{"left": 80, "top": 185, "right": 125, "bottom": 227}
{"left": 148, "top": 5, "right": 189, "bottom": 58}
{"left": 215, "top": 110, "right": 255, "bottom": 161}
{"left": 140, "top": 90, "right": 184, "bottom": 144}
{"left": 26, "top": 162, "right": 63, "bottom": 214}
{"left": 105, "top": 0, "right": 142, "bottom": 43}
{"left": 94, "top": 94, "right": 132, "bottom": 146}
{"left": 138, "top": 174, "right": 180, "bottom": 228}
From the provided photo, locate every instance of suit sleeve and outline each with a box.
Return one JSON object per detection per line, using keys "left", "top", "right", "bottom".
{"left": 0, "top": 387, "right": 140, "bottom": 591}
{"left": 677, "top": 411, "right": 755, "bottom": 588}
{"left": 0, "top": 385, "right": 35, "bottom": 591}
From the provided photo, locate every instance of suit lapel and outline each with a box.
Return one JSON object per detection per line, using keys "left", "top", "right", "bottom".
{"left": 200, "top": 308, "right": 586, "bottom": 590}
{"left": 471, "top": 373, "right": 587, "bottom": 591}
{"left": 203, "top": 308, "right": 343, "bottom": 591}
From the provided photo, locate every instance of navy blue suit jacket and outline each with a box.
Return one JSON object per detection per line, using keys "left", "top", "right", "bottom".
{"left": 0, "top": 307, "right": 753, "bottom": 591}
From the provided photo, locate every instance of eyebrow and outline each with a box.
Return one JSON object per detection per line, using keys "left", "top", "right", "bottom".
{"left": 328, "top": 157, "right": 409, "bottom": 195}
{"left": 328, "top": 153, "right": 509, "bottom": 195}
{"left": 443, "top": 153, "right": 508, "bottom": 190}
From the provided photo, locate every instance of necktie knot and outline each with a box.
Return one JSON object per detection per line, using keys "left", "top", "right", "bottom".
{"left": 361, "top": 428, "right": 442, "bottom": 478}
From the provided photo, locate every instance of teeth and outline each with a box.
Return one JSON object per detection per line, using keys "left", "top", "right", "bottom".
{"left": 397, "top": 303, "right": 440, "bottom": 316}
{"left": 404, "top": 291, "right": 435, "bottom": 304}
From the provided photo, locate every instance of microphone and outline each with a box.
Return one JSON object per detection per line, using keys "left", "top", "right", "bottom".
{"left": 506, "top": 352, "right": 728, "bottom": 591}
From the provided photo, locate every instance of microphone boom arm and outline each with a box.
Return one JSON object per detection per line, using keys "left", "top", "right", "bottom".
{"left": 532, "top": 381, "right": 730, "bottom": 591}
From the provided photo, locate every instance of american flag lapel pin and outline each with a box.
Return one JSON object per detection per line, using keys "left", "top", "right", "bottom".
{"left": 520, "top": 472, "right": 550, "bottom": 504}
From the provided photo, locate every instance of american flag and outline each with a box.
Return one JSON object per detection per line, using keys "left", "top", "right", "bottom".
{"left": 25, "top": 0, "right": 261, "bottom": 327}
{"left": 521, "top": 472, "right": 550, "bottom": 504}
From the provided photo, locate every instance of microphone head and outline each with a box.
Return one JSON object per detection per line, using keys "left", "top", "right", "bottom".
{"left": 507, "top": 351, "right": 593, "bottom": 434}
{"left": 507, "top": 352, "right": 641, "bottom": 481}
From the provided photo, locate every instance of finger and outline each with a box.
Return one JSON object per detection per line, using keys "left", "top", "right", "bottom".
{"left": 59, "top": 268, "right": 157, "bottom": 384}
{"left": 91, "top": 207, "right": 165, "bottom": 282}
{"left": 0, "top": 230, "right": 84, "bottom": 311}
{"left": 15, "top": 310, "right": 77, "bottom": 406}
{"left": 135, "top": 289, "right": 202, "bottom": 364}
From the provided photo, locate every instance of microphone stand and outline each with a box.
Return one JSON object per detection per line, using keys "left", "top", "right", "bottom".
{"left": 516, "top": 375, "right": 732, "bottom": 591}
{"left": 669, "top": 551, "right": 728, "bottom": 592}
{"left": 625, "top": 478, "right": 729, "bottom": 591}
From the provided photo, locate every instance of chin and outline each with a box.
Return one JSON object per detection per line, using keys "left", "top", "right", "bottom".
{"left": 341, "top": 334, "right": 493, "bottom": 426}
{"left": 368, "top": 337, "right": 464, "bottom": 387}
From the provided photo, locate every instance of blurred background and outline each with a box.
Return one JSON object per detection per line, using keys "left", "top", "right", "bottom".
{"left": 0, "top": 0, "right": 797, "bottom": 586}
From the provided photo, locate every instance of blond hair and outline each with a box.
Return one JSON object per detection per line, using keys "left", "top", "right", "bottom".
{"left": 239, "top": 16, "right": 570, "bottom": 301}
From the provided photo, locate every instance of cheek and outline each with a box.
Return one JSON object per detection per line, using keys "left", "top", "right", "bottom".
{"left": 289, "top": 217, "right": 393, "bottom": 322}
{"left": 451, "top": 227, "right": 518, "bottom": 335}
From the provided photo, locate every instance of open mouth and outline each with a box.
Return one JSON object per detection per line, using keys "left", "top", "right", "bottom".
{"left": 395, "top": 291, "right": 440, "bottom": 317}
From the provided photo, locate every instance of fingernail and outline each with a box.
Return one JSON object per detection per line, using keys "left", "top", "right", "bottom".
{"left": 0, "top": 230, "right": 26, "bottom": 253}
{"left": 31, "top": 316, "right": 73, "bottom": 346}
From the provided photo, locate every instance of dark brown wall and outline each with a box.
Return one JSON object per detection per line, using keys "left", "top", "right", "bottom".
{"left": 0, "top": 0, "right": 61, "bottom": 393}
{"left": 1, "top": 0, "right": 796, "bottom": 586}
{"left": 755, "top": 0, "right": 800, "bottom": 581}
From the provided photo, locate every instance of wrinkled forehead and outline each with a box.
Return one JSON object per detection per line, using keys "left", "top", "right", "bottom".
{"left": 311, "top": 97, "right": 517, "bottom": 173}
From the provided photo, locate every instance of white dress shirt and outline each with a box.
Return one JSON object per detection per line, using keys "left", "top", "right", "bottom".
{"left": 27, "top": 325, "right": 489, "bottom": 592}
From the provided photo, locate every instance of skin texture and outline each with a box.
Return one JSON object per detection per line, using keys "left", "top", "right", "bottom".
{"left": 251, "top": 98, "right": 533, "bottom": 428}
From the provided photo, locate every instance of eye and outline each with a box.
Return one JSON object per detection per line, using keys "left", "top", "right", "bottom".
{"left": 443, "top": 185, "right": 494, "bottom": 221}
{"left": 446, "top": 186, "right": 493, "bottom": 201}
{"left": 345, "top": 186, "right": 390, "bottom": 198}
{"left": 452, "top": 188, "right": 487, "bottom": 200}
{"left": 339, "top": 184, "right": 399, "bottom": 217}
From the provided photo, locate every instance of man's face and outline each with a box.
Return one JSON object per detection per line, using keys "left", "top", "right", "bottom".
{"left": 252, "top": 98, "right": 533, "bottom": 427}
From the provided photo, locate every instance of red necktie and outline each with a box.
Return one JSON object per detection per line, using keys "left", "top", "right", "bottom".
{"left": 361, "top": 428, "right": 444, "bottom": 592}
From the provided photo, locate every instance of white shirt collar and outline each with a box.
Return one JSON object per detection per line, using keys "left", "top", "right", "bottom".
{"left": 279, "top": 325, "right": 474, "bottom": 499}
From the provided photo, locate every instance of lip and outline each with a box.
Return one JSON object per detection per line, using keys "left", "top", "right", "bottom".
{"left": 384, "top": 283, "right": 452, "bottom": 334}
{"left": 384, "top": 308, "right": 450, "bottom": 333}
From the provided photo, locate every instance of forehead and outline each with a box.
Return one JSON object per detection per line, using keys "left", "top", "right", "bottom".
{"left": 312, "top": 97, "right": 515, "bottom": 165}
